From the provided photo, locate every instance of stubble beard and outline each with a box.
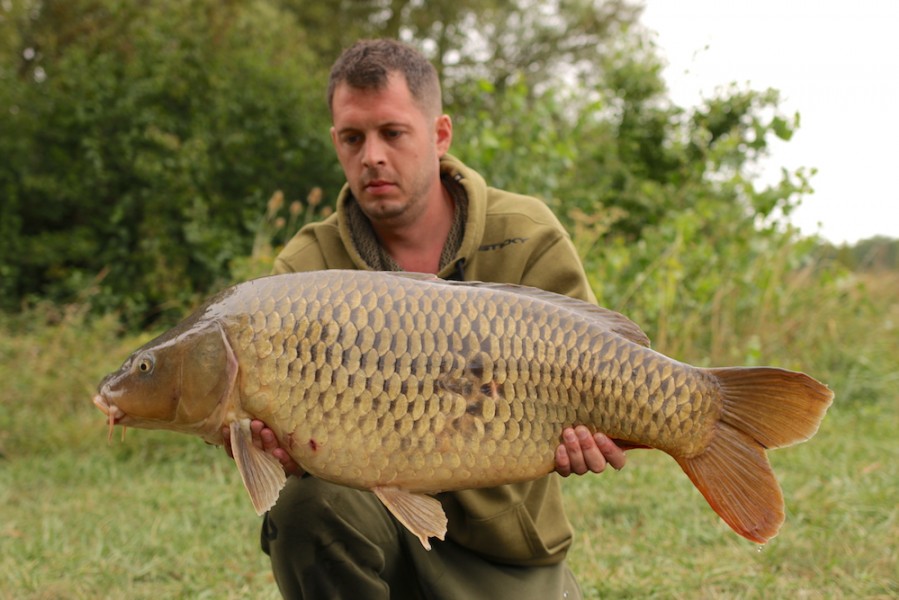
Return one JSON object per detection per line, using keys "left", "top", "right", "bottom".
{"left": 357, "top": 165, "right": 435, "bottom": 228}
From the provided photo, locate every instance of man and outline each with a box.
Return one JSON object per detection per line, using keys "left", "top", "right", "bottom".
{"left": 226, "top": 39, "right": 625, "bottom": 599}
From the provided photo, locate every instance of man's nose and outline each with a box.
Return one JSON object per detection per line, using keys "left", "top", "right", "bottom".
{"left": 361, "top": 137, "right": 386, "bottom": 168}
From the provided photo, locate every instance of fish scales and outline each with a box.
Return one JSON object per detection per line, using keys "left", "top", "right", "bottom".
{"left": 224, "top": 273, "right": 713, "bottom": 491}
{"left": 94, "top": 270, "right": 833, "bottom": 547}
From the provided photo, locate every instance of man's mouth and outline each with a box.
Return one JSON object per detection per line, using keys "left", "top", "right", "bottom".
{"left": 364, "top": 179, "right": 395, "bottom": 193}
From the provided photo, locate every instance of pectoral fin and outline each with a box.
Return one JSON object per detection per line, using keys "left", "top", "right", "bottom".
{"left": 373, "top": 486, "right": 447, "bottom": 550}
{"left": 230, "top": 419, "right": 288, "bottom": 515}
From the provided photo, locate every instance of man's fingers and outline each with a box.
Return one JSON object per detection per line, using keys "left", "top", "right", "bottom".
{"left": 250, "top": 419, "right": 266, "bottom": 449}
{"left": 573, "top": 425, "right": 607, "bottom": 474}
{"left": 554, "top": 427, "right": 627, "bottom": 477}
{"left": 594, "top": 432, "right": 627, "bottom": 471}
{"left": 259, "top": 426, "right": 281, "bottom": 453}
{"left": 563, "top": 427, "right": 589, "bottom": 475}
{"left": 555, "top": 443, "right": 572, "bottom": 477}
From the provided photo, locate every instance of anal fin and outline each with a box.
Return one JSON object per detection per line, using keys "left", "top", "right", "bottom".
{"left": 230, "top": 419, "right": 288, "bottom": 515}
{"left": 373, "top": 486, "right": 447, "bottom": 550}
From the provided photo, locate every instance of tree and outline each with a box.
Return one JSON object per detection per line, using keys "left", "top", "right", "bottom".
{"left": 0, "top": 0, "right": 341, "bottom": 323}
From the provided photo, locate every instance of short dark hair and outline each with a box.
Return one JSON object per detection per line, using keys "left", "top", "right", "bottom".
{"left": 327, "top": 39, "right": 442, "bottom": 117}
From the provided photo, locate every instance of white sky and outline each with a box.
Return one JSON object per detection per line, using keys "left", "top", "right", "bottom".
{"left": 641, "top": 0, "right": 899, "bottom": 244}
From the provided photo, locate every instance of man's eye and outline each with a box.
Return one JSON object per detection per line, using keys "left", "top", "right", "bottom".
{"left": 384, "top": 130, "right": 402, "bottom": 140}
{"left": 342, "top": 134, "right": 362, "bottom": 145}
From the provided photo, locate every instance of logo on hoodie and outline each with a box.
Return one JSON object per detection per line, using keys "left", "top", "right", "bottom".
{"left": 478, "top": 237, "right": 528, "bottom": 252}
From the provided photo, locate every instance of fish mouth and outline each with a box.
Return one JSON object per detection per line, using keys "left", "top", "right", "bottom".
{"left": 93, "top": 393, "right": 127, "bottom": 443}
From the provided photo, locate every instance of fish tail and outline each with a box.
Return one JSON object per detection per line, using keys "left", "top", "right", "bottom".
{"left": 674, "top": 367, "right": 833, "bottom": 544}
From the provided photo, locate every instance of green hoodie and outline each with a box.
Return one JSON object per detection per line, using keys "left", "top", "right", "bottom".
{"left": 273, "top": 154, "right": 595, "bottom": 566}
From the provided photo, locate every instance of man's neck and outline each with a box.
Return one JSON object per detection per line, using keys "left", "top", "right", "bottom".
{"left": 373, "top": 185, "right": 455, "bottom": 274}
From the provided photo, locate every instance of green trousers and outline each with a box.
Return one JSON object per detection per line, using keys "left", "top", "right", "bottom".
{"left": 261, "top": 476, "right": 582, "bottom": 599}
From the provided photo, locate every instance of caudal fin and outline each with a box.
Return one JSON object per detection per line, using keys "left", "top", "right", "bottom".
{"left": 675, "top": 367, "right": 833, "bottom": 544}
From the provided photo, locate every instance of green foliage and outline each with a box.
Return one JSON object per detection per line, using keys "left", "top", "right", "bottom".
{"left": 0, "top": 0, "right": 340, "bottom": 324}
{"left": 229, "top": 187, "right": 334, "bottom": 282}
{"left": 1, "top": 0, "right": 885, "bottom": 345}
{"left": 0, "top": 0, "right": 652, "bottom": 327}
{"left": 272, "top": 0, "right": 640, "bottom": 96}
{"left": 451, "top": 76, "right": 580, "bottom": 201}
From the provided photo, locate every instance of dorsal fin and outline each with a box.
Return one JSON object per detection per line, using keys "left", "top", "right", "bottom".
{"left": 383, "top": 272, "right": 651, "bottom": 347}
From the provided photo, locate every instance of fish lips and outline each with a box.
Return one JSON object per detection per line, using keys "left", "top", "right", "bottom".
{"left": 93, "top": 393, "right": 126, "bottom": 423}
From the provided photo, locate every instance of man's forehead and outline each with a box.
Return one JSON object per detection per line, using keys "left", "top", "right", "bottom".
{"left": 331, "top": 75, "right": 424, "bottom": 127}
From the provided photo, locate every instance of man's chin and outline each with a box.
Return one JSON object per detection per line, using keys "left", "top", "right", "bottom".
{"left": 358, "top": 196, "right": 406, "bottom": 218}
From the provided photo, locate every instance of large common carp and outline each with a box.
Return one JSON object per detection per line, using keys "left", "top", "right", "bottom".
{"left": 93, "top": 270, "right": 832, "bottom": 548}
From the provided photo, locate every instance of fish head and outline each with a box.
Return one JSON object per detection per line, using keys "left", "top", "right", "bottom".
{"left": 93, "top": 320, "right": 237, "bottom": 437}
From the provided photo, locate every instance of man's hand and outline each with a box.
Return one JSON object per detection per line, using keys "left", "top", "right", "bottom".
{"left": 222, "top": 419, "right": 304, "bottom": 478}
{"left": 555, "top": 425, "right": 626, "bottom": 476}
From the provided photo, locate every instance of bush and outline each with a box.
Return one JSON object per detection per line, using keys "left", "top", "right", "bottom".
{"left": 0, "top": 0, "right": 342, "bottom": 325}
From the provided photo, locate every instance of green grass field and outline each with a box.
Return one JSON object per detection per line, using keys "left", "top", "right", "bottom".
{"left": 1, "top": 272, "right": 896, "bottom": 599}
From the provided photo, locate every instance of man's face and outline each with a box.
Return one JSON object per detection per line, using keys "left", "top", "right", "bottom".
{"left": 330, "top": 73, "right": 452, "bottom": 229}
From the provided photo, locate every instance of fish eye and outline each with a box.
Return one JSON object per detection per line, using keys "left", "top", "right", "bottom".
{"left": 135, "top": 355, "right": 155, "bottom": 374}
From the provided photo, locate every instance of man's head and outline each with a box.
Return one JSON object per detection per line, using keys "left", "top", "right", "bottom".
{"left": 327, "top": 39, "right": 442, "bottom": 120}
{"left": 327, "top": 39, "right": 453, "bottom": 233}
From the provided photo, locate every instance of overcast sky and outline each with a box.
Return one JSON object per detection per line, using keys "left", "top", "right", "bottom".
{"left": 641, "top": 0, "right": 899, "bottom": 244}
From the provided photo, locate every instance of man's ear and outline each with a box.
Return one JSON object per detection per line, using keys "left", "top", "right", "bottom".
{"left": 435, "top": 114, "right": 453, "bottom": 156}
{"left": 329, "top": 125, "right": 338, "bottom": 148}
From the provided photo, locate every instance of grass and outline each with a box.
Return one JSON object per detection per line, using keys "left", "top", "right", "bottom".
{"left": 0, "top": 309, "right": 281, "bottom": 599}
{"left": 565, "top": 399, "right": 897, "bottom": 598}
{"left": 1, "top": 271, "right": 896, "bottom": 599}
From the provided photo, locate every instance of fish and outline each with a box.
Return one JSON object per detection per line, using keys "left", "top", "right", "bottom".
{"left": 93, "top": 270, "right": 833, "bottom": 549}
